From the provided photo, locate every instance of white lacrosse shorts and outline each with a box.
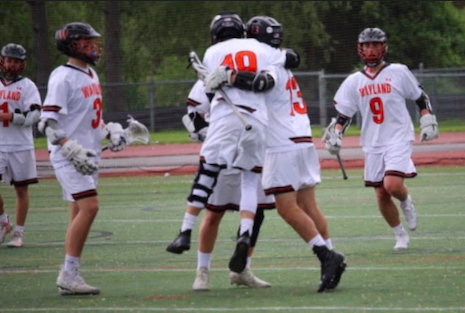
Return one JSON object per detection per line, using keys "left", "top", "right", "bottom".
{"left": 262, "top": 145, "right": 321, "bottom": 195}
{"left": 0, "top": 149, "right": 38, "bottom": 185}
{"left": 53, "top": 162, "right": 99, "bottom": 202}
{"left": 200, "top": 113, "right": 266, "bottom": 172}
{"left": 364, "top": 141, "right": 417, "bottom": 185}
{"left": 206, "top": 168, "right": 275, "bottom": 212}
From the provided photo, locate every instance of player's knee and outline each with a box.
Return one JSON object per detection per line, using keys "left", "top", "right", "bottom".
{"left": 187, "top": 162, "right": 220, "bottom": 207}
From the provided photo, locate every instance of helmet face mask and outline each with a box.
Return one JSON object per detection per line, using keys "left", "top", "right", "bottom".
{"left": 246, "top": 16, "right": 283, "bottom": 48}
{"left": 55, "top": 22, "right": 102, "bottom": 65}
{"left": 357, "top": 27, "right": 388, "bottom": 67}
{"left": 0, "top": 43, "right": 27, "bottom": 80}
{"left": 210, "top": 13, "right": 245, "bottom": 45}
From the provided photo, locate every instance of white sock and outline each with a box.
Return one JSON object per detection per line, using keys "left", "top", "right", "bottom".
{"left": 307, "top": 234, "right": 326, "bottom": 249}
{"left": 197, "top": 251, "right": 212, "bottom": 269}
{"left": 181, "top": 213, "right": 197, "bottom": 232}
{"left": 239, "top": 218, "right": 254, "bottom": 236}
{"left": 0, "top": 214, "right": 8, "bottom": 224}
{"left": 400, "top": 194, "right": 412, "bottom": 206}
{"left": 392, "top": 223, "right": 404, "bottom": 235}
{"left": 14, "top": 225, "right": 24, "bottom": 234}
{"left": 247, "top": 257, "right": 252, "bottom": 268}
{"left": 64, "top": 255, "right": 80, "bottom": 272}
{"left": 325, "top": 238, "right": 334, "bottom": 250}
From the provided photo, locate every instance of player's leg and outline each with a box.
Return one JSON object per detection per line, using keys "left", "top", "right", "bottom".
{"left": 55, "top": 166, "right": 100, "bottom": 295}
{"left": 383, "top": 142, "right": 418, "bottom": 231}
{"left": 6, "top": 150, "right": 38, "bottom": 247}
{"left": 167, "top": 160, "right": 221, "bottom": 254}
{"left": 193, "top": 209, "right": 225, "bottom": 291}
{"left": 365, "top": 151, "right": 410, "bottom": 250}
{"left": 0, "top": 193, "right": 12, "bottom": 245}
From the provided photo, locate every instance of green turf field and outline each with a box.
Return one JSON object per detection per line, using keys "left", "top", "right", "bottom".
{"left": 1, "top": 166, "right": 465, "bottom": 312}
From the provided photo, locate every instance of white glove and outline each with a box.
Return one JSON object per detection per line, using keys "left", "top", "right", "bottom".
{"left": 188, "top": 126, "right": 208, "bottom": 142}
{"left": 420, "top": 114, "right": 439, "bottom": 142}
{"left": 61, "top": 140, "right": 98, "bottom": 175}
{"left": 205, "top": 65, "right": 234, "bottom": 91}
{"left": 105, "top": 122, "right": 126, "bottom": 152}
{"left": 10, "top": 109, "right": 26, "bottom": 126}
{"left": 322, "top": 118, "right": 342, "bottom": 155}
{"left": 22, "top": 104, "right": 41, "bottom": 127}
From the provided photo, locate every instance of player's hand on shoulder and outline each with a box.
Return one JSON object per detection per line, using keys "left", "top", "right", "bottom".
{"left": 182, "top": 112, "right": 209, "bottom": 143}
{"left": 105, "top": 122, "right": 126, "bottom": 152}
{"left": 61, "top": 139, "right": 98, "bottom": 175}
{"left": 23, "top": 104, "right": 42, "bottom": 127}
{"left": 419, "top": 113, "right": 439, "bottom": 142}
{"left": 322, "top": 118, "right": 342, "bottom": 155}
{"left": 205, "top": 65, "right": 234, "bottom": 91}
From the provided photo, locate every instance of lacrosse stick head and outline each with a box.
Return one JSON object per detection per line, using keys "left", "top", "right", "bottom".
{"left": 124, "top": 115, "right": 150, "bottom": 145}
{"left": 188, "top": 51, "right": 209, "bottom": 81}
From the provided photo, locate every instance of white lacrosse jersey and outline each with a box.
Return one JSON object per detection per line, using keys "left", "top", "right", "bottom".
{"left": 0, "top": 77, "right": 41, "bottom": 152}
{"left": 333, "top": 63, "right": 423, "bottom": 153}
{"left": 41, "top": 64, "right": 103, "bottom": 164}
{"left": 265, "top": 66, "right": 312, "bottom": 152}
{"left": 203, "top": 38, "right": 286, "bottom": 125}
{"left": 187, "top": 79, "right": 211, "bottom": 122}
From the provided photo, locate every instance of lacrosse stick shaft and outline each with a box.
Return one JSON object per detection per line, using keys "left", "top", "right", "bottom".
{"left": 336, "top": 152, "right": 348, "bottom": 180}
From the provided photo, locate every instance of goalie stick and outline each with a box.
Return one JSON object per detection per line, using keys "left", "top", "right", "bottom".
{"left": 188, "top": 51, "right": 252, "bottom": 131}
{"left": 102, "top": 115, "right": 150, "bottom": 151}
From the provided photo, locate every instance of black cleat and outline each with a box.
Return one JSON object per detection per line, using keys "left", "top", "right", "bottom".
{"left": 228, "top": 231, "right": 251, "bottom": 273}
{"left": 166, "top": 229, "right": 191, "bottom": 254}
{"left": 327, "top": 259, "right": 347, "bottom": 290}
{"left": 313, "top": 245, "right": 346, "bottom": 292}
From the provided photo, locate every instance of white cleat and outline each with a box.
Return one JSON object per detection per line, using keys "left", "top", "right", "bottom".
{"left": 0, "top": 218, "right": 12, "bottom": 245}
{"left": 56, "top": 267, "right": 100, "bottom": 295}
{"left": 394, "top": 229, "right": 410, "bottom": 250}
{"left": 192, "top": 267, "right": 210, "bottom": 291}
{"left": 400, "top": 196, "right": 418, "bottom": 231}
{"left": 7, "top": 231, "right": 23, "bottom": 248}
{"left": 229, "top": 267, "right": 271, "bottom": 288}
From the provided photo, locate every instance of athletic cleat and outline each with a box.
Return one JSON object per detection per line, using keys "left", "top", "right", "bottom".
{"left": 166, "top": 229, "right": 191, "bottom": 254}
{"left": 7, "top": 231, "right": 23, "bottom": 248}
{"left": 0, "top": 217, "right": 12, "bottom": 245}
{"left": 313, "top": 245, "right": 346, "bottom": 292}
{"left": 56, "top": 266, "right": 100, "bottom": 295}
{"left": 400, "top": 196, "right": 418, "bottom": 231}
{"left": 326, "top": 260, "right": 347, "bottom": 290}
{"left": 394, "top": 229, "right": 410, "bottom": 250}
{"left": 228, "top": 231, "right": 250, "bottom": 273}
{"left": 192, "top": 267, "right": 210, "bottom": 291}
{"left": 229, "top": 268, "right": 271, "bottom": 288}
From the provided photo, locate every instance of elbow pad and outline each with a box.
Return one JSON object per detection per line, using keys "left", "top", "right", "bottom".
{"left": 37, "top": 118, "right": 66, "bottom": 145}
{"left": 415, "top": 91, "right": 433, "bottom": 113}
{"left": 233, "top": 71, "right": 275, "bottom": 92}
{"left": 284, "top": 48, "right": 300, "bottom": 69}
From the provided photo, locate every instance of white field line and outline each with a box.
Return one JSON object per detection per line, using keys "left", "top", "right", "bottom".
{"left": 1, "top": 305, "right": 465, "bottom": 312}
{"left": 2, "top": 265, "right": 464, "bottom": 275}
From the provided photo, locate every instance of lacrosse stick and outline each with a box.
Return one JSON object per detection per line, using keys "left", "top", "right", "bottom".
{"left": 336, "top": 152, "right": 348, "bottom": 180}
{"left": 188, "top": 51, "right": 252, "bottom": 131}
{"left": 102, "top": 115, "right": 150, "bottom": 151}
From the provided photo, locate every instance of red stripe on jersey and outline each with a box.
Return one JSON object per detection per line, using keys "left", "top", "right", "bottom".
{"left": 42, "top": 105, "right": 61, "bottom": 112}
{"left": 290, "top": 136, "right": 313, "bottom": 144}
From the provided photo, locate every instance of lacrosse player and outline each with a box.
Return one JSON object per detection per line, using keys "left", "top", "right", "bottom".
{"left": 244, "top": 16, "right": 346, "bottom": 293}
{"left": 188, "top": 12, "right": 299, "bottom": 277}
{"left": 167, "top": 78, "right": 274, "bottom": 291}
{"left": 38, "top": 22, "right": 126, "bottom": 296}
{"left": 322, "top": 27, "right": 439, "bottom": 251}
{"left": 0, "top": 43, "right": 41, "bottom": 248}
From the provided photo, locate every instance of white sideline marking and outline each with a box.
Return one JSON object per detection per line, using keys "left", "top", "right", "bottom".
{"left": 2, "top": 266, "right": 464, "bottom": 275}
{"left": 1, "top": 306, "right": 465, "bottom": 312}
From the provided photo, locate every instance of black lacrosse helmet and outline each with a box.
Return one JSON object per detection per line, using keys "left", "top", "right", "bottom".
{"left": 210, "top": 13, "right": 245, "bottom": 45}
{"left": 245, "top": 16, "right": 283, "bottom": 48}
{"left": 0, "top": 43, "right": 27, "bottom": 79}
{"left": 357, "top": 27, "right": 388, "bottom": 67}
{"left": 55, "top": 22, "right": 102, "bottom": 65}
